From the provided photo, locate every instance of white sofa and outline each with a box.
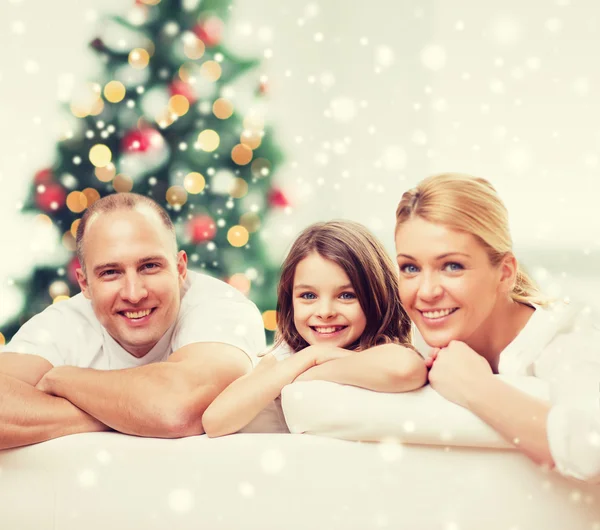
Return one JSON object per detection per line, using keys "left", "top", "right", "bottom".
{"left": 1, "top": 379, "right": 599, "bottom": 530}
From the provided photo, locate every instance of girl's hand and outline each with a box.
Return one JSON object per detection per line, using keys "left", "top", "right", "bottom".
{"left": 299, "top": 345, "right": 353, "bottom": 366}
{"left": 428, "top": 340, "right": 493, "bottom": 408}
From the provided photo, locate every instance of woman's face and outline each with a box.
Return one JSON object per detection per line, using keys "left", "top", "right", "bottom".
{"left": 394, "top": 216, "right": 508, "bottom": 349}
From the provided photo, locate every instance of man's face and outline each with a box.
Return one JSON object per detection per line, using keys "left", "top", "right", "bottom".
{"left": 76, "top": 206, "right": 187, "bottom": 358}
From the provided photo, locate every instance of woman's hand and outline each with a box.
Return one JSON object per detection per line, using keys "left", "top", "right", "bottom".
{"left": 428, "top": 340, "right": 494, "bottom": 408}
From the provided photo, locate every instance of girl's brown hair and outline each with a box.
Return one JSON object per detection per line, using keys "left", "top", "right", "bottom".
{"left": 275, "top": 220, "right": 412, "bottom": 352}
{"left": 395, "top": 173, "right": 548, "bottom": 306}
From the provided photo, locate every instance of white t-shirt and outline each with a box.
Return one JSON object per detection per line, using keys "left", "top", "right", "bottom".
{"left": 239, "top": 341, "right": 294, "bottom": 434}
{"left": 5, "top": 271, "right": 266, "bottom": 369}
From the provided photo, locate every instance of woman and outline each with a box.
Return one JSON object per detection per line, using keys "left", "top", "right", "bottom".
{"left": 394, "top": 172, "right": 600, "bottom": 483}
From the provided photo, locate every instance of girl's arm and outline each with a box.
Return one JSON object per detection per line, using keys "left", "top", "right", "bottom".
{"left": 202, "top": 348, "right": 319, "bottom": 438}
{"left": 294, "top": 343, "right": 427, "bottom": 392}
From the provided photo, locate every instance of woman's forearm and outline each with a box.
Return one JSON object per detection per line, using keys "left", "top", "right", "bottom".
{"left": 465, "top": 376, "right": 554, "bottom": 466}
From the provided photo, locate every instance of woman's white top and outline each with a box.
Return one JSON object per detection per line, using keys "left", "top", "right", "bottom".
{"left": 498, "top": 302, "right": 600, "bottom": 482}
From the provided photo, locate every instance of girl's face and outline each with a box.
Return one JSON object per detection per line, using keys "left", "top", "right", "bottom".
{"left": 292, "top": 252, "right": 367, "bottom": 349}
{"left": 395, "top": 216, "right": 507, "bottom": 349}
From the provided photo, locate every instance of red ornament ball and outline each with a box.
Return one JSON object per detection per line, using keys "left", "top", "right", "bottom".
{"left": 268, "top": 188, "right": 290, "bottom": 208}
{"left": 34, "top": 168, "right": 54, "bottom": 185}
{"left": 36, "top": 183, "right": 66, "bottom": 212}
{"left": 188, "top": 214, "right": 217, "bottom": 243}
{"left": 121, "top": 127, "right": 162, "bottom": 153}
{"left": 193, "top": 16, "right": 223, "bottom": 47}
{"left": 67, "top": 256, "right": 82, "bottom": 285}
{"left": 169, "top": 80, "right": 197, "bottom": 103}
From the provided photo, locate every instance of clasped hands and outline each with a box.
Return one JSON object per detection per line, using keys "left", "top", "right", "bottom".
{"left": 426, "top": 340, "right": 494, "bottom": 408}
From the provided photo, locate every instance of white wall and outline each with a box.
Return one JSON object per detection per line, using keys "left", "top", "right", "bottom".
{"left": 1, "top": 0, "right": 599, "bottom": 326}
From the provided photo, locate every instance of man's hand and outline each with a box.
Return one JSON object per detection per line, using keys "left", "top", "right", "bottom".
{"left": 428, "top": 340, "right": 494, "bottom": 407}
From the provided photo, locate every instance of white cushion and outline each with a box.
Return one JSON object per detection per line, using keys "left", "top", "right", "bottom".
{"left": 281, "top": 375, "right": 550, "bottom": 448}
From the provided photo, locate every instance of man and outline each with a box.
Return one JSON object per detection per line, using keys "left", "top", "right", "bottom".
{"left": 0, "top": 193, "right": 266, "bottom": 449}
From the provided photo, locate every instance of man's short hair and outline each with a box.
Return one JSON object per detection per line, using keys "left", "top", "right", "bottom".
{"left": 75, "top": 192, "right": 177, "bottom": 271}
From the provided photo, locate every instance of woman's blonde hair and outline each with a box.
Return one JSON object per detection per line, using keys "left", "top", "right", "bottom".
{"left": 395, "top": 173, "right": 548, "bottom": 307}
{"left": 275, "top": 220, "right": 412, "bottom": 353}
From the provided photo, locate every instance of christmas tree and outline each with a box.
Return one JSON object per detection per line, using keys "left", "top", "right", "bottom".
{"left": 1, "top": 0, "right": 285, "bottom": 345}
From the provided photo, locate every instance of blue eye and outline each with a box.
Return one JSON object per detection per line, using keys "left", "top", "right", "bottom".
{"left": 443, "top": 262, "right": 464, "bottom": 272}
{"left": 142, "top": 263, "right": 160, "bottom": 271}
{"left": 339, "top": 292, "right": 356, "bottom": 300}
{"left": 299, "top": 292, "right": 317, "bottom": 300}
{"left": 400, "top": 263, "right": 419, "bottom": 274}
{"left": 100, "top": 269, "right": 118, "bottom": 278}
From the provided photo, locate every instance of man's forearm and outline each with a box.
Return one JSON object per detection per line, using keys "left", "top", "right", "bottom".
{"left": 39, "top": 364, "right": 203, "bottom": 438}
{"left": 0, "top": 373, "right": 109, "bottom": 450}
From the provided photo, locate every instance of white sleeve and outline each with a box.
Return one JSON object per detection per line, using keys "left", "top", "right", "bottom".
{"left": 547, "top": 404, "right": 600, "bottom": 483}
{"left": 4, "top": 306, "right": 68, "bottom": 367}
{"left": 539, "top": 325, "right": 600, "bottom": 483}
{"left": 172, "top": 298, "right": 266, "bottom": 367}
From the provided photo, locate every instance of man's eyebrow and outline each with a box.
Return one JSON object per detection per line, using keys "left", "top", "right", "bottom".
{"left": 137, "top": 255, "right": 167, "bottom": 265}
{"left": 93, "top": 262, "right": 120, "bottom": 275}
{"left": 92, "top": 256, "right": 167, "bottom": 275}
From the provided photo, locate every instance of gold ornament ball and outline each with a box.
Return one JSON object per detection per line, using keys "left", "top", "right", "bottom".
{"left": 89, "top": 144, "right": 112, "bottom": 167}
{"left": 200, "top": 60, "right": 222, "bottom": 82}
{"left": 231, "top": 144, "right": 253, "bottom": 166}
{"left": 227, "top": 225, "right": 249, "bottom": 247}
{"left": 262, "top": 310, "right": 278, "bottom": 332}
{"left": 95, "top": 163, "right": 116, "bottom": 182}
{"left": 66, "top": 191, "right": 88, "bottom": 213}
{"left": 184, "top": 172, "right": 206, "bottom": 194}
{"left": 213, "top": 98, "right": 233, "bottom": 120}
{"left": 129, "top": 48, "right": 150, "bottom": 69}
{"left": 113, "top": 174, "right": 134, "bottom": 193}
{"left": 166, "top": 185, "right": 188, "bottom": 206}
{"left": 183, "top": 33, "right": 205, "bottom": 60}
{"left": 197, "top": 129, "right": 220, "bottom": 152}
{"left": 70, "top": 219, "right": 81, "bottom": 238}
{"left": 240, "top": 129, "right": 262, "bottom": 150}
{"left": 169, "top": 95, "right": 190, "bottom": 117}
{"left": 104, "top": 81, "right": 126, "bottom": 103}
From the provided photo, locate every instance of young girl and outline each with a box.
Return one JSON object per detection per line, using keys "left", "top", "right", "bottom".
{"left": 202, "top": 220, "right": 427, "bottom": 437}
{"left": 394, "top": 172, "right": 600, "bottom": 483}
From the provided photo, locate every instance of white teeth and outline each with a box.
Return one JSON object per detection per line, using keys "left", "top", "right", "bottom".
{"left": 422, "top": 308, "right": 456, "bottom": 319}
{"left": 313, "top": 326, "right": 344, "bottom": 334}
{"left": 123, "top": 309, "right": 152, "bottom": 319}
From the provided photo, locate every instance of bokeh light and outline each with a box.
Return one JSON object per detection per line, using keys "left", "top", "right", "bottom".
{"left": 227, "top": 225, "right": 249, "bottom": 247}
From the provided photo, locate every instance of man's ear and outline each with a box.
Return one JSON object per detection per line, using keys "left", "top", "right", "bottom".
{"left": 177, "top": 250, "right": 188, "bottom": 284}
{"left": 498, "top": 253, "right": 518, "bottom": 294}
{"left": 75, "top": 267, "right": 92, "bottom": 299}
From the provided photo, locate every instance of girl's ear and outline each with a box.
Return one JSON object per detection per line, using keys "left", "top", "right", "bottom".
{"left": 498, "top": 253, "right": 518, "bottom": 294}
